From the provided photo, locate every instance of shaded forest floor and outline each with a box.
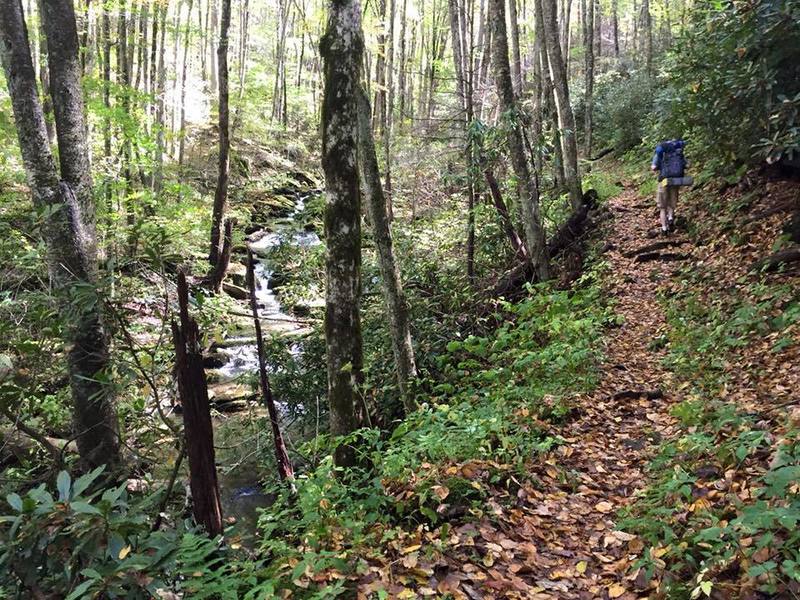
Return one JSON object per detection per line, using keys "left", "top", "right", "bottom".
{"left": 355, "top": 174, "right": 800, "bottom": 599}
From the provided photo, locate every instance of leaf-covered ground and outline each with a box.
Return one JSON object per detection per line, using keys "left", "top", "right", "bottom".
{"left": 353, "top": 174, "right": 800, "bottom": 599}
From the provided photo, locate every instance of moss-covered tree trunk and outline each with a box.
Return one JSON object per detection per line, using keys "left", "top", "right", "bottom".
{"left": 489, "top": 0, "right": 549, "bottom": 280}
{"left": 356, "top": 89, "right": 417, "bottom": 413}
{"left": 320, "top": 0, "right": 365, "bottom": 468}
{"left": 0, "top": 0, "right": 121, "bottom": 469}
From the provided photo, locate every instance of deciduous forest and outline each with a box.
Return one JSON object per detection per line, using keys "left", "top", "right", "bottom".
{"left": 1, "top": 0, "right": 799, "bottom": 597}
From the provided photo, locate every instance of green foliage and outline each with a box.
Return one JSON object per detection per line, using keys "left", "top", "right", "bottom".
{"left": 0, "top": 467, "right": 278, "bottom": 599}
{"left": 586, "top": 70, "right": 658, "bottom": 154}
{"left": 658, "top": 0, "right": 800, "bottom": 169}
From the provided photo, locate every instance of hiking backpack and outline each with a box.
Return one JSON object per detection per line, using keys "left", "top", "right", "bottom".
{"left": 657, "top": 139, "right": 687, "bottom": 180}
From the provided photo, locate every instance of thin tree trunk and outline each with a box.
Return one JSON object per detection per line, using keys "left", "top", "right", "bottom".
{"left": 612, "top": 0, "right": 619, "bottom": 56}
{"left": 245, "top": 250, "right": 294, "bottom": 482}
{"left": 356, "top": 89, "right": 417, "bottom": 412}
{"left": 153, "top": 0, "right": 169, "bottom": 192}
{"left": 539, "top": 0, "right": 582, "bottom": 210}
{"left": 172, "top": 272, "right": 223, "bottom": 536}
{"left": 1, "top": 0, "right": 121, "bottom": 469}
{"left": 583, "top": 0, "right": 594, "bottom": 156}
{"left": 484, "top": 168, "right": 526, "bottom": 258}
{"left": 507, "top": 0, "right": 522, "bottom": 95}
{"left": 489, "top": 0, "right": 549, "bottom": 279}
{"left": 209, "top": 0, "right": 231, "bottom": 264}
{"left": 397, "top": 0, "right": 408, "bottom": 124}
{"left": 320, "top": 0, "right": 364, "bottom": 468}
{"left": 36, "top": 0, "right": 56, "bottom": 143}
{"left": 178, "top": 0, "right": 194, "bottom": 166}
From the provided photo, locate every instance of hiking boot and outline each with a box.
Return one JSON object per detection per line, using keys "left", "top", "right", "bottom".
{"left": 661, "top": 228, "right": 670, "bottom": 237}
{"left": 668, "top": 217, "right": 676, "bottom": 232}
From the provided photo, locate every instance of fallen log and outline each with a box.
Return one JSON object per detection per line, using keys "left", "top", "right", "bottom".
{"left": 492, "top": 190, "right": 602, "bottom": 296}
{"left": 751, "top": 248, "right": 800, "bottom": 273}
{"left": 589, "top": 146, "right": 615, "bottom": 161}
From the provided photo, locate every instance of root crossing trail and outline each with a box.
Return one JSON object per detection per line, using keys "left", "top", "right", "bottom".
{"left": 447, "top": 188, "right": 684, "bottom": 599}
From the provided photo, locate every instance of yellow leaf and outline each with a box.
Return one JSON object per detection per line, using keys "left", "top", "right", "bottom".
{"left": 576, "top": 560, "right": 588, "bottom": 574}
{"left": 118, "top": 545, "right": 131, "bottom": 559}
{"left": 608, "top": 583, "right": 626, "bottom": 598}
{"left": 402, "top": 544, "right": 422, "bottom": 554}
{"left": 397, "top": 589, "right": 417, "bottom": 599}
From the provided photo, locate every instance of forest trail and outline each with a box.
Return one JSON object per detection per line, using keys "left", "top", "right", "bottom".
{"left": 414, "top": 186, "right": 687, "bottom": 599}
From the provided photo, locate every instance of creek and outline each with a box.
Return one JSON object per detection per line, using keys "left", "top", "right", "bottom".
{"left": 210, "top": 190, "right": 322, "bottom": 540}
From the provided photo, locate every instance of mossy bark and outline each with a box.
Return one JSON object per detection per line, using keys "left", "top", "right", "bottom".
{"left": 489, "top": 0, "right": 550, "bottom": 280}
{"left": 0, "top": 0, "right": 120, "bottom": 469}
{"left": 320, "top": 0, "right": 365, "bottom": 468}
{"left": 356, "top": 89, "right": 418, "bottom": 414}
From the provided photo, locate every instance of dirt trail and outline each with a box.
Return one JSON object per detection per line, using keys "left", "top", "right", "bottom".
{"left": 454, "top": 188, "right": 685, "bottom": 599}
{"left": 503, "top": 187, "right": 685, "bottom": 598}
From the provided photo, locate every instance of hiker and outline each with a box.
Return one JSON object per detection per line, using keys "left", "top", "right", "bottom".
{"left": 651, "top": 139, "right": 689, "bottom": 234}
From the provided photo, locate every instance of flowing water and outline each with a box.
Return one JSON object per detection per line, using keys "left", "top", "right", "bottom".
{"left": 213, "top": 191, "right": 321, "bottom": 538}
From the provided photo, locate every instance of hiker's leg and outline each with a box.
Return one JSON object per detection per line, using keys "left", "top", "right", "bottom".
{"left": 656, "top": 185, "right": 669, "bottom": 231}
{"left": 666, "top": 188, "right": 678, "bottom": 227}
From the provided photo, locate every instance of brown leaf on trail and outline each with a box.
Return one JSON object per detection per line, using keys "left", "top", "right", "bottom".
{"left": 432, "top": 485, "right": 449, "bottom": 500}
{"left": 608, "top": 583, "right": 627, "bottom": 598}
{"left": 595, "top": 501, "right": 614, "bottom": 513}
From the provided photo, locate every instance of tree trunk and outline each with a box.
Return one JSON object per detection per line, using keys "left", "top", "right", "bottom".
{"left": 612, "top": 0, "right": 619, "bottom": 56}
{"left": 448, "top": 0, "right": 477, "bottom": 279}
{"left": 489, "top": 0, "right": 549, "bottom": 280}
{"left": 356, "top": 89, "right": 417, "bottom": 413}
{"left": 178, "top": 0, "right": 194, "bottom": 166}
{"left": 209, "top": 0, "right": 231, "bottom": 264}
{"left": 153, "top": 0, "right": 169, "bottom": 193}
{"left": 1, "top": 0, "right": 121, "bottom": 470}
{"left": 642, "top": 0, "right": 652, "bottom": 74}
{"left": 539, "top": 0, "right": 582, "bottom": 210}
{"left": 320, "top": 0, "right": 365, "bottom": 468}
{"left": 397, "top": 0, "right": 408, "bottom": 125}
{"left": 172, "top": 272, "right": 223, "bottom": 536}
{"left": 484, "top": 168, "right": 526, "bottom": 259}
{"left": 583, "top": 0, "right": 594, "bottom": 156}
{"left": 507, "top": 0, "right": 522, "bottom": 95}
{"left": 245, "top": 250, "right": 294, "bottom": 482}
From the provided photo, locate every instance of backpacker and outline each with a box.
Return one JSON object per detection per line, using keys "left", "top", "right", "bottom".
{"left": 657, "top": 139, "right": 687, "bottom": 180}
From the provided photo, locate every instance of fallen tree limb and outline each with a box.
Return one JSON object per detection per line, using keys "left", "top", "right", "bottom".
{"left": 751, "top": 248, "right": 800, "bottom": 273}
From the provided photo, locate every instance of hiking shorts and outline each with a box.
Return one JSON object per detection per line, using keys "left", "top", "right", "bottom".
{"left": 656, "top": 183, "right": 678, "bottom": 210}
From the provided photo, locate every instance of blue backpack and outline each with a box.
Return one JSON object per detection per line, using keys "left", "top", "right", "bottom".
{"left": 656, "top": 140, "right": 687, "bottom": 180}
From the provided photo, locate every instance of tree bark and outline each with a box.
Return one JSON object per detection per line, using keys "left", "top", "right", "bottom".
{"left": 489, "top": 0, "right": 549, "bottom": 280}
{"left": 245, "top": 250, "right": 294, "bottom": 482}
{"left": 209, "top": 0, "right": 231, "bottom": 264}
{"left": 583, "top": 0, "right": 594, "bottom": 156}
{"left": 320, "top": 0, "right": 365, "bottom": 468}
{"left": 178, "top": 0, "right": 194, "bottom": 166}
{"left": 356, "top": 89, "right": 417, "bottom": 413}
{"left": 507, "top": 0, "right": 522, "bottom": 95}
{"left": 1, "top": 0, "right": 121, "bottom": 469}
{"left": 539, "top": 0, "right": 583, "bottom": 210}
{"left": 172, "top": 272, "right": 223, "bottom": 536}
{"left": 612, "top": 0, "right": 619, "bottom": 56}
